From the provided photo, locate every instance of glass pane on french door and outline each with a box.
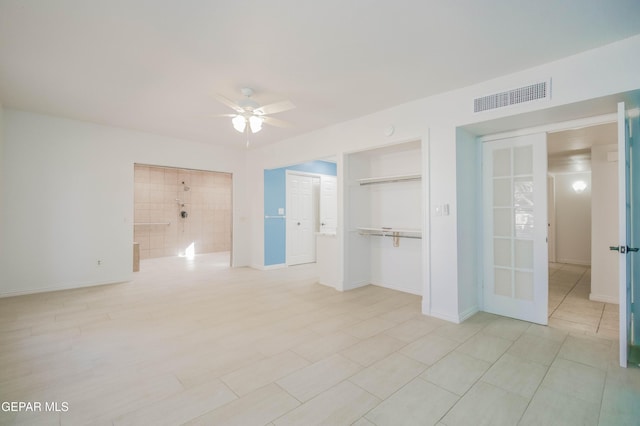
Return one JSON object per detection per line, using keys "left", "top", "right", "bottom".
{"left": 483, "top": 133, "right": 548, "bottom": 324}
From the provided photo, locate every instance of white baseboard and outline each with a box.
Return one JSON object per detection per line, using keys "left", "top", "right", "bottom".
{"left": 343, "top": 280, "right": 369, "bottom": 291}
{"left": 589, "top": 293, "right": 618, "bottom": 304}
{"left": 0, "top": 279, "right": 128, "bottom": 299}
{"left": 252, "top": 263, "right": 287, "bottom": 271}
{"left": 459, "top": 306, "right": 480, "bottom": 322}
{"left": 317, "top": 280, "right": 336, "bottom": 290}
{"left": 370, "top": 281, "right": 422, "bottom": 296}
{"left": 429, "top": 309, "right": 461, "bottom": 324}
{"left": 557, "top": 258, "right": 591, "bottom": 266}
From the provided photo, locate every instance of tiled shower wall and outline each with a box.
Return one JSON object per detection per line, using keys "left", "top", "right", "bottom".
{"left": 134, "top": 165, "right": 232, "bottom": 260}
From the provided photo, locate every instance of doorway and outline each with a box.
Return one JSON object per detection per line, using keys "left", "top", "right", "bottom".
{"left": 263, "top": 160, "right": 337, "bottom": 268}
{"left": 133, "top": 164, "right": 233, "bottom": 266}
{"left": 546, "top": 123, "right": 619, "bottom": 337}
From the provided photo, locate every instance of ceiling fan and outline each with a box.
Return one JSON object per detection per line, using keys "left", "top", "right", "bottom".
{"left": 215, "top": 87, "right": 295, "bottom": 135}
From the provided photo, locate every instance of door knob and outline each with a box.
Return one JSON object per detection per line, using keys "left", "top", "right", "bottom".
{"left": 609, "top": 246, "right": 639, "bottom": 253}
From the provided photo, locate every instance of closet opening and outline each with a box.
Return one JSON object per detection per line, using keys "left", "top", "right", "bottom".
{"left": 344, "top": 139, "right": 426, "bottom": 296}
{"left": 133, "top": 164, "right": 233, "bottom": 270}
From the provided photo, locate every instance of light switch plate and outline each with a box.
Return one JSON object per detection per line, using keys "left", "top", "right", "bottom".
{"left": 434, "top": 205, "right": 442, "bottom": 216}
{"left": 278, "top": 208, "right": 284, "bottom": 215}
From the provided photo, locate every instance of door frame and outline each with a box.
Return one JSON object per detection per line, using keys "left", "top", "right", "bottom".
{"left": 478, "top": 113, "right": 617, "bottom": 315}
{"left": 547, "top": 175, "right": 557, "bottom": 263}
{"left": 285, "top": 170, "right": 325, "bottom": 266}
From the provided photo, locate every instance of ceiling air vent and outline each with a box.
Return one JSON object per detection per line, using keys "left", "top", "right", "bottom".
{"left": 474, "top": 80, "right": 550, "bottom": 113}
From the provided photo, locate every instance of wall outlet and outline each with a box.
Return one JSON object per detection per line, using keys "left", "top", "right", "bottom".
{"left": 442, "top": 204, "right": 450, "bottom": 216}
{"left": 97, "top": 260, "right": 102, "bottom": 266}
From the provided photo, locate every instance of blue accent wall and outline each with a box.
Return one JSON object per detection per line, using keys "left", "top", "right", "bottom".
{"left": 264, "top": 160, "right": 337, "bottom": 266}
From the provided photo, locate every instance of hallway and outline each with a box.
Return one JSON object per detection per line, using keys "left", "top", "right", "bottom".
{"left": 548, "top": 263, "right": 618, "bottom": 340}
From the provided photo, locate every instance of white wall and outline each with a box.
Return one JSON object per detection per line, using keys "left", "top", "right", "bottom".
{"left": 0, "top": 110, "right": 249, "bottom": 297}
{"left": 246, "top": 34, "right": 640, "bottom": 323}
{"left": 553, "top": 172, "right": 592, "bottom": 265}
{"left": 591, "top": 144, "right": 619, "bottom": 303}
{"left": 0, "top": 102, "right": 4, "bottom": 235}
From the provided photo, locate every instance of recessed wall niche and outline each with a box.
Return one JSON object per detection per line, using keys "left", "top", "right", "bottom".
{"left": 133, "top": 164, "right": 232, "bottom": 260}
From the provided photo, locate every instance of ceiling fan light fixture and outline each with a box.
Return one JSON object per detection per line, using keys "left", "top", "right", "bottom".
{"left": 249, "top": 115, "right": 263, "bottom": 133}
{"left": 232, "top": 115, "right": 246, "bottom": 133}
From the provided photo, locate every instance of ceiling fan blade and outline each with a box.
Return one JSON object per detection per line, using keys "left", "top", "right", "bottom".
{"left": 262, "top": 116, "right": 293, "bottom": 128}
{"left": 215, "top": 94, "right": 245, "bottom": 113}
{"left": 254, "top": 100, "right": 295, "bottom": 116}
{"left": 211, "top": 113, "right": 238, "bottom": 118}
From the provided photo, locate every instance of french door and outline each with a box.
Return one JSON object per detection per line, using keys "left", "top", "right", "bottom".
{"left": 483, "top": 133, "right": 549, "bottom": 324}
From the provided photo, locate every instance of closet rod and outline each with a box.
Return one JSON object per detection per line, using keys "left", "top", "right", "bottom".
{"left": 358, "top": 232, "right": 421, "bottom": 239}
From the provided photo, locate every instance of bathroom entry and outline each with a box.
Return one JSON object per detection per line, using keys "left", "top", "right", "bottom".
{"left": 133, "top": 164, "right": 232, "bottom": 263}
{"left": 264, "top": 160, "right": 337, "bottom": 267}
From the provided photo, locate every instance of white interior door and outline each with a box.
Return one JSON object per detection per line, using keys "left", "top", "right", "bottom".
{"left": 320, "top": 175, "right": 337, "bottom": 233}
{"left": 286, "top": 172, "right": 316, "bottom": 265}
{"left": 483, "top": 133, "right": 549, "bottom": 324}
{"left": 616, "top": 102, "right": 640, "bottom": 367}
{"left": 547, "top": 175, "right": 557, "bottom": 263}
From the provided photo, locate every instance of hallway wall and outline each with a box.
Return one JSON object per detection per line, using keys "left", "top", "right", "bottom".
{"left": 554, "top": 172, "right": 592, "bottom": 265}
{"left": 590, "top": 144, "right": 619, "bottom": 303}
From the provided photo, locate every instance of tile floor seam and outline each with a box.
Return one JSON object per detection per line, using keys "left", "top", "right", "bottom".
{"left": 595, "top": 302, "right": 606, "bottom": 334}
{"left": 514, "top": 333, "right": 563, "bottom": 425}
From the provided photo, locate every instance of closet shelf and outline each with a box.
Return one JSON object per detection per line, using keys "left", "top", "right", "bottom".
{"left": 357, "top": 173, "right": 421, "bottom": 185}
{"left": 357, "top": 227, "right": 422, "bottom": 238}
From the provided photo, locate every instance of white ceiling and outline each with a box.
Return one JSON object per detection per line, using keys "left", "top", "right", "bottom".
{"left": 1, "top": 1, "right": 640, "bottom": 149}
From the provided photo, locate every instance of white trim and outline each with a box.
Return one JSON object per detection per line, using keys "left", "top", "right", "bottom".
{"left": 252, "top": 263, "right": 287, "bottom": 271}
{"left": 0, "top": 279, "right": 128, "bottom": 298}
{"left": 479, "top": 113, "right": 617, "bottom": 143}
{"left": 430, "top": 309, "right": 461, "bottom": 324}
{"left": 589, "top": 293, "right": 618, "bottom": 304}
{"left": 617, "top": 102, "right": 628, "bottom": 368}
{"left": 422, "top": 132, "right": 432, "bottom": 317}
{"left": 370, "top": 282, "right": 422, "bottom": 296}
{"left": 557, "top": 258, "right": 591, "bottom": 266}
{"left": 459, "top": 306, "right": 480, "bottom": 322}
{"left": 286, "top": 170, "right": 329, "bottom": 179}
{"left": 343, "top": 279, "right": 370, "bottom": 291}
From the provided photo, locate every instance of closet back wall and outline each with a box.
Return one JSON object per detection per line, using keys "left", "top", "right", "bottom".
{"left": 134, "top": 165, "right": 232, "bottom": 259}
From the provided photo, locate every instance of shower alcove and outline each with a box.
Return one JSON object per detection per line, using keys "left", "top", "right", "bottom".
{"left": 133, "top": 164, "right": 232, "bottom": 264}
